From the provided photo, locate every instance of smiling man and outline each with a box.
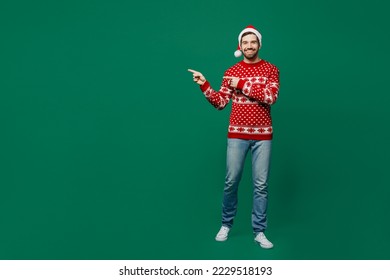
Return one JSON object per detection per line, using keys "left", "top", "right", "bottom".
{"left": 188, "top": 25, "right": 280, "bottom": 249}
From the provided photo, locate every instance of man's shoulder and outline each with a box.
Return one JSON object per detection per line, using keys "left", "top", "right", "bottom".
{"left": 224, "top": 61, "right": 243, "bottom": 74}
{"left": 262, "top": 60, "right": 279, "bottom": 71}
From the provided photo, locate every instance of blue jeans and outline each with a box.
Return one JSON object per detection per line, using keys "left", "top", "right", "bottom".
{"left": 222, "top": 138, "right": 272, "bottom": 234}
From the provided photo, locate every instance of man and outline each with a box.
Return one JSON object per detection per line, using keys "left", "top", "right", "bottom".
{"left": 188, "top": 25, "right": 280, "bottom": 249}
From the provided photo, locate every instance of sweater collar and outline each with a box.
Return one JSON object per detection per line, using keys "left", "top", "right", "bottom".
{"left": 239, "top": 59, "right": 265, "bottom": 67}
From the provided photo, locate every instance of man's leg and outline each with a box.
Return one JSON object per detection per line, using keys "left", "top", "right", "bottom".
{"left": 221, "top": 138, "right": 250, "bottom": 228}
{"left": 251, "top": 140, "right": 272, "bottom": 234}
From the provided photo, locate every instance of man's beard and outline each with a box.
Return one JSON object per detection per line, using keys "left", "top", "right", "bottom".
{"left": 243, "top": 48, "right": 259, "bottom": 59}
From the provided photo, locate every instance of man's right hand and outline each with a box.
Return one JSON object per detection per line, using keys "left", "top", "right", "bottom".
{"left": 188, "top": 69, "right": 206, "bottom": 86}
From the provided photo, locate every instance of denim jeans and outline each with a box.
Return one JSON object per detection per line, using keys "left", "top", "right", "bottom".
{"left": 221, "top": 138, "right": 272, "bottom": 233}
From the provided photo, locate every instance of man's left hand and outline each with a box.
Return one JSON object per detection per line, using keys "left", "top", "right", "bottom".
{"left": 224, "top": 76, "right": 240, "bottom": 88}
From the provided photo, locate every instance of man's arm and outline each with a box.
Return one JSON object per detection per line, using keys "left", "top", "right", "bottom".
{"left": 188, "top": 69, "right": 233, "bottom": 110}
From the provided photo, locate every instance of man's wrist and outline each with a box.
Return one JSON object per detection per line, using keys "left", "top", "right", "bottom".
{"left": 200, "top": 81, "right": 210, "bottom": 91}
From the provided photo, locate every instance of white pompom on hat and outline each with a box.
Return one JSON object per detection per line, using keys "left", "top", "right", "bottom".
{"left": 234, "top": 25, "right": 262, "bottom": 57}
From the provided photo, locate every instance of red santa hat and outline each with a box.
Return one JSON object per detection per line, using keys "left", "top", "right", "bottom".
{"left": 234, "top": 25, "right": 262, "bottom": 57}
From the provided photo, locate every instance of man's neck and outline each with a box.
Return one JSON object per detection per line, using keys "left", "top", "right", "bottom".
{"left": 243, "top": 56, "right": 262, "bottom": 64}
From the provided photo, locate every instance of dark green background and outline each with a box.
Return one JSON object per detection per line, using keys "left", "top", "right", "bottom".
{"left": 1, "top": 0, "right": 389, "bottom": 259}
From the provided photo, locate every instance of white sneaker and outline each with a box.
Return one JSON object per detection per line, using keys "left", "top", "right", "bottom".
{"left": 215, "top": 226, "right": 230, "bottom": 241}
{"left": 254, "top": 232, "right": 274, "bottom": 249}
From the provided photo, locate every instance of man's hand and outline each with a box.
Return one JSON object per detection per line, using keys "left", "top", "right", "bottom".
{"left": 188, "top": 69, "right": 206, "bottom": 86}
{"left": 223, "top": 76, "right": 240, "bottom": 88}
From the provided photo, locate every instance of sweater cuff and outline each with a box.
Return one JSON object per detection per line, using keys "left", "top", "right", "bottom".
{"left": 200, "top": 81, "right": 210, "bottom": 92}
{"left": 236, "top": 79, "right": 246, "bottom": 90}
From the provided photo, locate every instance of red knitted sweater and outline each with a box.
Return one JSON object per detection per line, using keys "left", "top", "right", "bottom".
{"left": 200, "top": 59, "right": 280, "bottom": 140}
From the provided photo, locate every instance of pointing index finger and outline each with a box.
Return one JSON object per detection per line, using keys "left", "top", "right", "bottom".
{"left": 188, "top": 69, "right": 198, "bottom": 74}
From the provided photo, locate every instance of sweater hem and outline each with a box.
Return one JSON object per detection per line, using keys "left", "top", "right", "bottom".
{"left": 227, "top": 133, "right": 273, "bottom": 140}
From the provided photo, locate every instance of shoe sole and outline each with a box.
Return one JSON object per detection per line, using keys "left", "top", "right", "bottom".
{"left": 255, "top": 240, "right": 274, "bottom": 249}
{"left": 260, "top": 244, "right": 273, "bottom": 249}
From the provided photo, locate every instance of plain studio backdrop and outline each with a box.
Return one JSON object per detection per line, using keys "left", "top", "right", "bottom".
{"left": 1, "top": 0, "right": 389, "bottom": 259}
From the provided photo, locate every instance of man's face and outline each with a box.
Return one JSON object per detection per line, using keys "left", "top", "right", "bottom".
{"left": 241, "top": 34, "right": 260, "bottom": 59}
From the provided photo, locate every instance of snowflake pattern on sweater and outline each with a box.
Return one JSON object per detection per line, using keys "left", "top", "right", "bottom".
{"left": 200, "top": 59, "right": 280, "bottom": 140}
